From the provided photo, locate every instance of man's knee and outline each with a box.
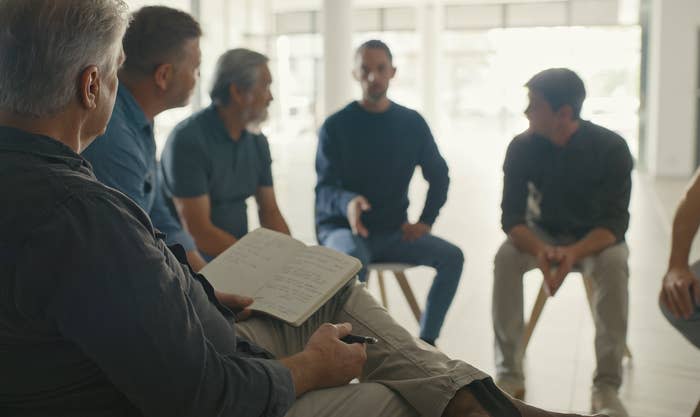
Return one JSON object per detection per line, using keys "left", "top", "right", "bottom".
{"left": 494, "top": 240, "right": 524, "bottom": 270}
{"left": 440, "top": 241, "right": 464, "bottom": 269}
{"left": 591, "top": 244, "right": 629, "bottom": 284}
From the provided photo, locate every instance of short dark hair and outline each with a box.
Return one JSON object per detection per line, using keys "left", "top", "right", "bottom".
{"left": 121, "top": 6, "right": 201, "bottom": 76}
{"left": 525, "top": 68, "right": 586, "bottom": 119}
{"left": 355, "top": 39, "right": 393, "bottom": 63}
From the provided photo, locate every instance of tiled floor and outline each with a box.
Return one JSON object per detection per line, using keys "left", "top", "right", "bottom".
{"left": 251, "top": 116, "right": 700, "bottom": 417}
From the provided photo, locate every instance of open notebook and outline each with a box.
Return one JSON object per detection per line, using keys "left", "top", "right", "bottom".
{"left": 200, "top": 228, "right": 362, "bottom": 326}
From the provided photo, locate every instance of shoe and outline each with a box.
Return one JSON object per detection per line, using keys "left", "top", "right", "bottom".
{"left": 591, "top": 385, "right": 629, "bottom": 417}
{"left": 495, "top": 376, "right": 525, "bottom": 400}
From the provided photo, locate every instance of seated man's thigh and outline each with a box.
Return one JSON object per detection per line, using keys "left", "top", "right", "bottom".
{"left": 375, "top": 232, "right": 463, "bottom": 268}
{"left": 320, "top": 228, "right": 371, "bottom": 264}
{"left": 285, "top": 382, "right": 418, "bottom": 417}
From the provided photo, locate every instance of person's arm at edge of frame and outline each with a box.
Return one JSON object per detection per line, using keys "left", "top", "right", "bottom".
{"left": 661, "top": 168, "right": 700, "bottom": 319}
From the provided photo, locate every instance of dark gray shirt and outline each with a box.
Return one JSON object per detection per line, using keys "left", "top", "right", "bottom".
{"left": 0, "top": 126, "right": 294, "bottom": 417}
{"left": 160, "top": 105, "right": 273, "bottom": 245}
{"left": 501, "top": 120, "right": 633, "bottom": 241}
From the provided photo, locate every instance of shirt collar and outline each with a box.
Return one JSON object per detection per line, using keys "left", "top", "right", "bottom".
{"left": 117, "top": 84, "right": 152, "bottom": 133}
{"left": 0, "top": 125, "right": 90, "bottom": 171}
{"left": 204, "top": 104, "right": 251, "bottom": 144}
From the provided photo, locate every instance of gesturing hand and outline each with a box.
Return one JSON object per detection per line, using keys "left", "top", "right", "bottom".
{"left": 346, "top": 196, "right": 371, "bottom": 238}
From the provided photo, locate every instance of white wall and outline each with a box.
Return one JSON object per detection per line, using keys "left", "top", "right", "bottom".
{"left": 646, "top": 0, "right": 700, "bottom": 177}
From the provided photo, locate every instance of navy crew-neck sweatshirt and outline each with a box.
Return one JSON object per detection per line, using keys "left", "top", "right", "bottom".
{"left": 315, "top": 101, "right": 450, "bottom": 235}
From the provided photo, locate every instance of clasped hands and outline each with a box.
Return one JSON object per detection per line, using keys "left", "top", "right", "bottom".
{"left": 537, "top": 245, "right": 581, "bottom": 297}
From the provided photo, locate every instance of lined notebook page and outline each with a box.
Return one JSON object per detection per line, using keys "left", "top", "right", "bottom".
{"left": 199, "top": 228, "right": 306, "bottom": 296}
{"left": 252, "top": 246, "right": 362, "bottom": 324}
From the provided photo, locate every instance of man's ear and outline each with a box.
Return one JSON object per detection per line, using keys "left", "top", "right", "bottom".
{"left": 78, "top": 65, "right": 100, "bottom": 110}
{"left": 228, "top": 83, "right": 246, "bottom": 106}
{"left": 352, "top": 68, "right": 361, "bottom": 81}
{"left": 557, "top": 104, "right": 574, "bottom": 121}
{"left": 154, "top": 63, "right": 174, "bottom": 91}
{"left": 390, "top": 65, "right": 397, "bottom": 79}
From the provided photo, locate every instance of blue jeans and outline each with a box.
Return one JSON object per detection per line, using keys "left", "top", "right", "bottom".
{"left": 659, "top": 261, "right": 700, "bottom": 349}
{"left": 318, "top": 227, "right": 464, "bottom": 342}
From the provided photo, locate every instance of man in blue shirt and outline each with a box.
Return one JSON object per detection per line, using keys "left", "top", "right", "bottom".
{"left": 315, "top": 40, "right": 463, "bottom": 346}
{"left": 83, "top": 6, "right": 207, "bottom": 270}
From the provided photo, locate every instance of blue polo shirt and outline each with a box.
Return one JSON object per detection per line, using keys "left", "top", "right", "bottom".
{"left": 160, "top": 104, "right": 273, "bottom": 245}
{"left": 82, "top": 85, "right": 196, "bottom": 251}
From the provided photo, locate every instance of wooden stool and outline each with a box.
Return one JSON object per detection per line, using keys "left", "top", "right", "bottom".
{"left": 523, "top": 275, "right": 632, "bottom": 358}
{"left": 366, "top": 263, "right": 422, "bottom": 323}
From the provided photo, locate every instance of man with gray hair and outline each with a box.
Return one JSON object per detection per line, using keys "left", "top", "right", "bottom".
{"left": 161, "top": 48, "right": 290, "bottom": 258}
{"left": 0, "top": 2, "right": 604, "bottom": 416}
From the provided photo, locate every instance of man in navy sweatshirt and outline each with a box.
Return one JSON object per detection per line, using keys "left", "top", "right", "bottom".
{"left": 315, "top": 39, "right": 462, "bottom": 346}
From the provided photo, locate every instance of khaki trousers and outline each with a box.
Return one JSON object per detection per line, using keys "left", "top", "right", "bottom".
{"left": 492, "top": 229, "right": 629, "bottom": 389}
{"left": 236, "top": 283, "right": 488, "bottom": 417}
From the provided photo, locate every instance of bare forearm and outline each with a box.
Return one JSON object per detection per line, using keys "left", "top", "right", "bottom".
{"left": 669, "top": 198, "right": 700, "bottom": 269}
{"left": 570, "top": 228, "right": 616, "bottom": 259}
{"left": 260, "top": 210, "right": 290, "bottom": 235}
{"left": 508, "top": 224, "right": 547, "bottom": 257}
{"left": 191, "top": 225, "right": 238, "bottom": 258}
{"left": 279, "top": 353, "right": 316, "bottom": 397}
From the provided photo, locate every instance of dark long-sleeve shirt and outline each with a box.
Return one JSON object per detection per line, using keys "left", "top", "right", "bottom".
{"left": 500, "top": 120, "right": 633, "bottom": 242}
{"left": 0, "top": 126, "right": 294, "bottom": 417}
{"left": 315, "top": 101, "right": 449, "bottom": 234}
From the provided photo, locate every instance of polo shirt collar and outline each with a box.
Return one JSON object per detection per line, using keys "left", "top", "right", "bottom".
{"left": 204, "top": 104, "right": 251, "bottom": 144}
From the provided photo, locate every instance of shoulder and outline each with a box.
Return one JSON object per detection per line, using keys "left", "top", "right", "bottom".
{"left": 322, "top": 102, "right": 361, "bottom": 130}
{"left": 165, "top": 110, "right": 210, "bottom": 152}
{"left": 507, "top": 130, "right": 537, "bottom": 154}
{"left": 582, "top": 121, "right": 632, "bottom": 160}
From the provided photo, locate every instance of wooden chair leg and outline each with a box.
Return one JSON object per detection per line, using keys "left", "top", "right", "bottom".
{"left": 394, "top": 271, "right": 422, "bottom": 323}
{"left": 692, "top": 398, "right": 700, "bottom": 417}
{"left": 377, "top": 270, "right": 388, "bottom": 308}
{"left": 582, "top": 276, "right": 632, "bottom": 359}
{"left": 523, "top": 283, "right": 548, "bottom": 352}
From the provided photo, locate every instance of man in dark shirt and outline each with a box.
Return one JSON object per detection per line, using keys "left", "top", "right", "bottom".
{"left": 315, "top": 40, "right": 462, "bottom": 346}
{"left": 82, "top": 6, "right": 208, "bottom": 271}
{"left": 161, "top": 48, "right": 290, "bottom": 260}
{"left": 3, "top": 4, "right": 582, "bottom": 416}
{"left": 493, "top": 68, "right": 633, "bottom": 417}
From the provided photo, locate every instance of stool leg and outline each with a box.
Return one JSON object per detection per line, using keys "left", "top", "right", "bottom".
{"left": 394, "top": 271, "right": 422, "bottom": 323}
{"left": 583, "top": 276, "right": 632, "bottom": 359}
{"left": 692, "top": 398, "right": 700, "bottom": 417}
{"left": 377, "top": 270, "right": 388, "bottom": 308}
{"left": 523, "top": 283, "right": 548, "bottom": 352}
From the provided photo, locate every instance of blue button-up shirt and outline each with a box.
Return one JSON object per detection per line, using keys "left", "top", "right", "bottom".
{"left": 83, "top": 85, "right": 196, "bottom": 251}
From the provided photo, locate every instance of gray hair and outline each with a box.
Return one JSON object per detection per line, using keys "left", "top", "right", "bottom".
{"left": 209, "top": 48, "right": 268, "bottom": 105}
{"left": 0, "top": 0, "right": 130, "bottom": 118}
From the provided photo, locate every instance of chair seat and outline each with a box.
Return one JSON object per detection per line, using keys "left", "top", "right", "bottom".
{"left": 367, "top": 263, "right": 416, "bottom": 272}
{"left": 365, "top": 263, "right": 422, "bottom": 323}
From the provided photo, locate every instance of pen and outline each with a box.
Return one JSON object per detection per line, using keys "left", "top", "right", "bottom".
{"left": 341, "top": 334, "right": 379, "bottom": 344}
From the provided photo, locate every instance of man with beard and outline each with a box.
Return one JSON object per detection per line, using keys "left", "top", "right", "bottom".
{"left": 314, "top": 39, "right": 463, "bottom": 346}
{"left": 161, "top": 48, "right": 290, "bottom": 260}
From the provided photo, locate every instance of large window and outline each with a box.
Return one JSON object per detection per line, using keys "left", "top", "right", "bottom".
{"left": 442, "top": 26, "right": 641, "bottom": 156}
